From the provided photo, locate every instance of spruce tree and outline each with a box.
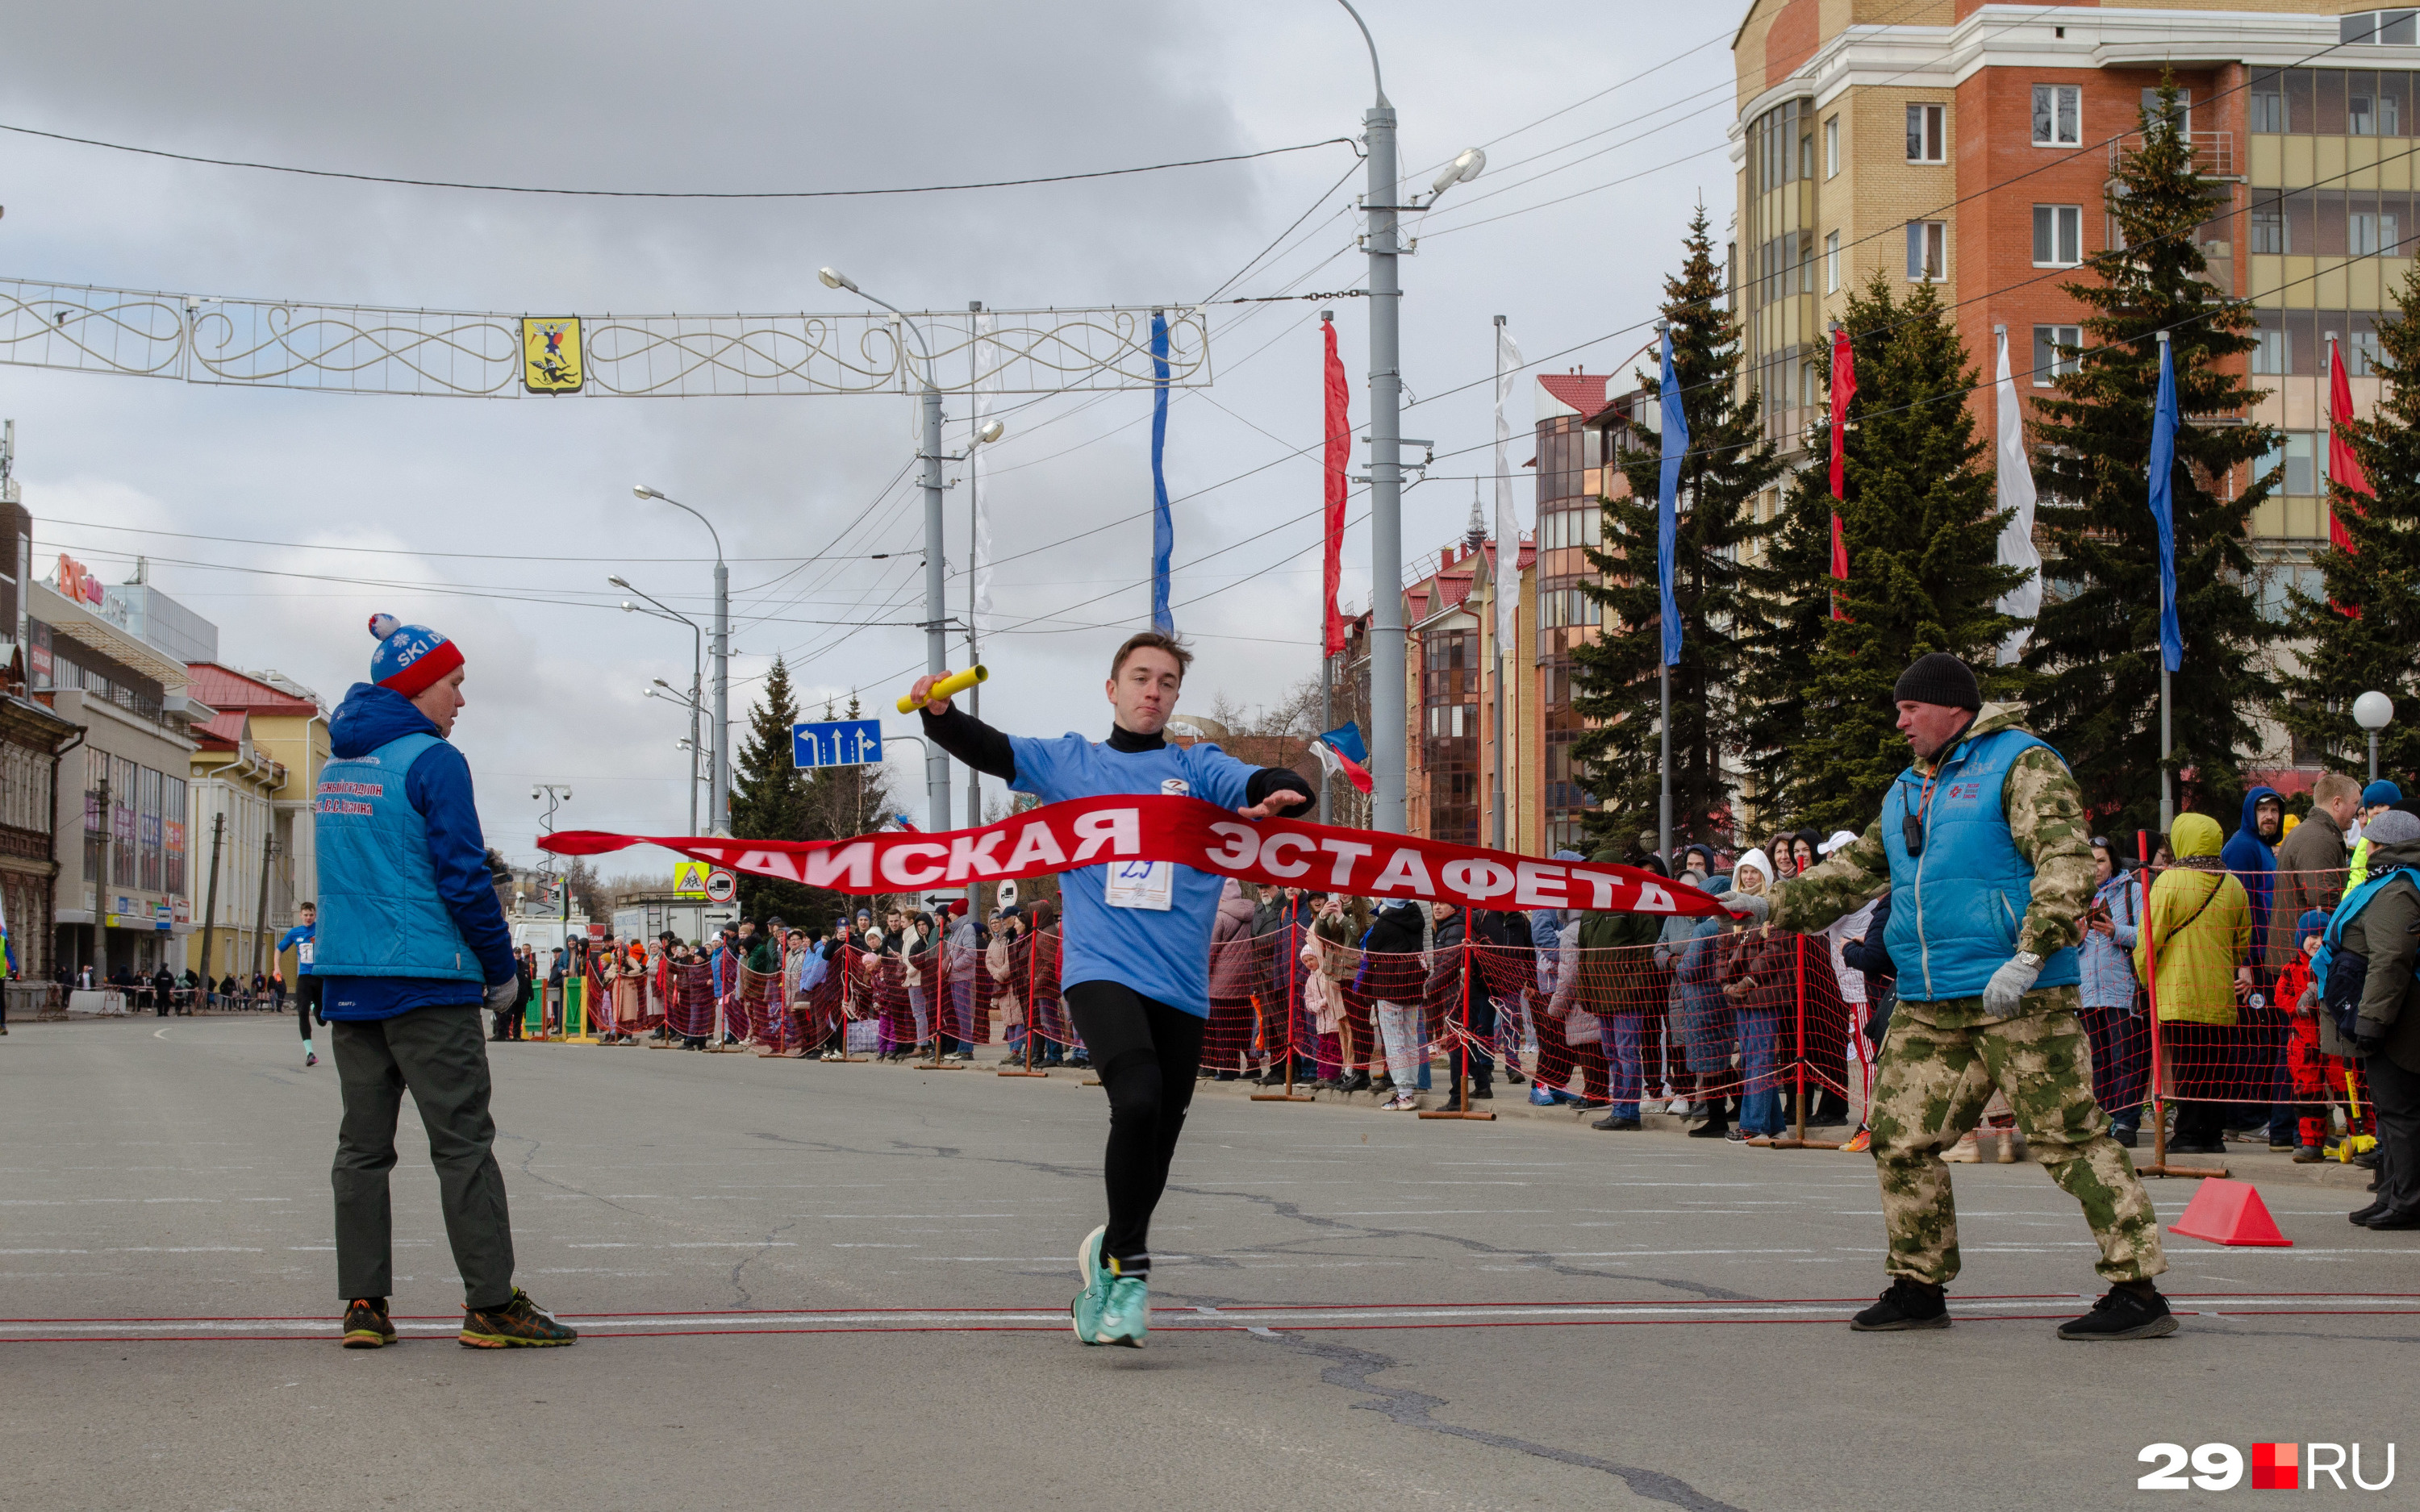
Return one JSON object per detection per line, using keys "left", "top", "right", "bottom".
{"left": 728, "top": 656, "right": 818, "bottom": 924}
{"left": 2022, "top": 79, "right": 2276, "bottom": 835}
{"left": 1568, "top": 208, "right": 1782, "bottom": 849}
{"left": 2277, "top": 267, "right": 2420, "bottom": 785}
{"left": 1742, "top": 274, "right": 2030, "bottom": 832}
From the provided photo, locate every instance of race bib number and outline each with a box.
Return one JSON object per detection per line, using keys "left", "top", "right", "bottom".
{"left": 1105, "top": 859, "right": 1174, "bottom": 911}
{"left": 297, "top": 939, "right": 315, "bottom": 966}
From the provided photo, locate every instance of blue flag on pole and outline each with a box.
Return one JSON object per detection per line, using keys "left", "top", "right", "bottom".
{"left": 1656, "top": 326, "right": 1688, "bottom": 669}
{"left": 1149, "top": 310, "right": 1175, "bottom": 635}
{"left": 2147, "top": 335, "right": 2183, "bottom": 673}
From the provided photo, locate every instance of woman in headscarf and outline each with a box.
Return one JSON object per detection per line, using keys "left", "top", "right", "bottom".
{"left": 2134, "top": 811, "right": 2252, "bottom": 1155}
{"left": 1205, "top": 877, "right": 1260, "bottom": 1080}
{"left": 1717, "top": 848, "right": 1789, "bottom": 1141}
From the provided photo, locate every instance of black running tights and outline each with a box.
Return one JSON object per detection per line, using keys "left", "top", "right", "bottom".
{"left": 1063, "top": 981, "right": 1205, "bottom": 1272}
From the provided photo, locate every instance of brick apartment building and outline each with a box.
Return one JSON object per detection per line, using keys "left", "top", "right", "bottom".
{"left": 1731, "top": 0, "right": 2415, "bottom": 782}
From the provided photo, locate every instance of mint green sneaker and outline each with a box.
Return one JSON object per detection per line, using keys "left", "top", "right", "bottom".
{"left": 1098, "top": 1270, "right": 1149, "bottom": 1347}
{"left": 1070, "top": 1224, "right": 1111, "bottom": 1345}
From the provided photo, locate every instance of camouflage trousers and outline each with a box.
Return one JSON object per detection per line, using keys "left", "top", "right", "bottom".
{"left": 1867, "top": 986, "right": 2167, "bottom": 1286}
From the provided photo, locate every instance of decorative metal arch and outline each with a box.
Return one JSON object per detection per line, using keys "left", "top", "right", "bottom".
{"left": 0, "top": 277, "right": 1210, "bottom": 398}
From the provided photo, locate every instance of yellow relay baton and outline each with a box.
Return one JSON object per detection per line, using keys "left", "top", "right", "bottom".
{"left": 899, "top": 664, "right": 987, "bottom": 714}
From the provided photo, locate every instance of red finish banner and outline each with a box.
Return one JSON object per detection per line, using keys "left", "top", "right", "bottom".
{"left": 539, "top": 794, "right": 1734, "bottom": 918}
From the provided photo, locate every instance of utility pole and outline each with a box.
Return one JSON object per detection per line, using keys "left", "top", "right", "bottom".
{"left": 248, "top": 831, "right": 277, "bottom": 981}
{"left": 1351, "top": 2, "right": 1407, "bottom": 835}
{"left": 196, "top": 809, "right": 223, "bottom": 996}
{"left": 711, "top": 557, "right": 728, "bottom": 835}
{"left": 966, "top": 300, "right": 987, "bottom": 919}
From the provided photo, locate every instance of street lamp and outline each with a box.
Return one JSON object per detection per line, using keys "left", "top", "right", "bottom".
{"left": 2355, "top": 689, "right": 2394, "bottom": 782}
{"left": 819, "top": 264, "right": 955, "bottom": 836}
{"left": 1333, "top": 0, "right": 1483, "bottom": 834}
{"left": 632, "top": 487, "right": 728, "bottom": 835}
{"left": 614, "top": 578, "right": 707, "bottom": 835}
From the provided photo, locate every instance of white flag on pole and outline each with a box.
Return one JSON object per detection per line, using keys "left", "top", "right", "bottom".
{"left": 971, "top": 308, "right": 998, "bottom": 635}
{"left": 1993, "top": 327, "right": 2042, "bottom": 665}
{"left": 1493, "top": 321, "right": 1524, "bottom": 649}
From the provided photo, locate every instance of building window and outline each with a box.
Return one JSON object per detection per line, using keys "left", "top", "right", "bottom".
{"left": 2351, "top": 204, "right": 2402, "bottom": 255}
{"left": 2351, "top": 326, "right": 2385, "bottom": 375}
{"left": 2251, "top": 74, "right": 2288, "bottom": 133}
{"left": 1823, "top": 115, "right": 1840, "bottom": 177}
{"left": 1800, "top": 127, "right": 1814, "bottom": 181}
{"left": 2031, "top": 84, "right": 2081, "bottom": 146}
{"left": 1905, "top": 219, "right": 1946, "bottom": 281}
{"left": 2259, "top": 432, "right": 2325, "bottom": 496}
{"left": 1824, "top": 229, "right": 1841, "bottom": 292}
{"left": 1798, "top": 236, "right": 1813, "bottom": 294}
{"left": 1906, "top": 102, "right": 1946, "bottom": 162}
{"left": 2251, "top": 198, "right": 2287, "bottom": 253}
{"left": 2143, "top": 88, "right": 2192, "bottom": 135}
{"left": 2032, "top": 325, "right": 2080, "bottom": 386}
{"left": 2251, "top": 318, "right": 2289, "bottom": 376}
{"left": 2343, "top": 10, "right": 2420, "bottom": 44}
{"left": 2033, "top": 204, "right": 2083, "bottom": 265}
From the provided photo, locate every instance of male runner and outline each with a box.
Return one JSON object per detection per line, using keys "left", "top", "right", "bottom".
{"left": 277, "top": 902, "right": 320, "bottom": 1067}
{"left": 912, "top": 631, "right": 1314, "bottom": 1347}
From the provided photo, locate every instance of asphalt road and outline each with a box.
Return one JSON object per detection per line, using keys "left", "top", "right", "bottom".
{"left": 4, "top": 1014, "right": 2414, "bottom": 1512}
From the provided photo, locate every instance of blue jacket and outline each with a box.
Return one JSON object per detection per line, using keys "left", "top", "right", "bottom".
{"left": 2221, "top": 785, "right": 2282, "bottom": 968}
{"left": 315, "top": 684, "right": 516, "bottom": 1021}
{"left": 1880, "top": 724, "right": 2082, "bottom": 1002}
{"left": 2079, "top": 868, "right": 2141, "bottom": 1009}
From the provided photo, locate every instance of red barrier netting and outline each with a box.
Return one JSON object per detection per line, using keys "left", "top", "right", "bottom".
{"left": 599, "top": 855, "right": 2381, "bottom": 1153}
{"left": 2127, "top": 860, "right": 2377, "bottom": 1154}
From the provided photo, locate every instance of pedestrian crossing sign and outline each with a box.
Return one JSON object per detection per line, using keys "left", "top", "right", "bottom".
{"left": 521, "top": 317, "right": 582, "bottom": 393}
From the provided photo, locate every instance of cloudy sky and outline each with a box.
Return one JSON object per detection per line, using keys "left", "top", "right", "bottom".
{"left": 1, "top": 0, "right": 1733, "bottom": 864}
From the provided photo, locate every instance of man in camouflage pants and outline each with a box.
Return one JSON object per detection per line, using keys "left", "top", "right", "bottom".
{"left": 1771, "top": 652, "right": 2175, "bottom": 1340}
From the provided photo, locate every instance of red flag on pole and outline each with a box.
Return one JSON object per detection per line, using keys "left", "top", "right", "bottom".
{"left": 1828, "top": 324, "right": 1855, "bottom": 621}
{"left": 1322, "top": 314, "right": 1351, "bottom": 657}
{"left": 2329, "top": 336, "right": 2371, "bottom": 619}
{"left": 2329, "top": 335, "right": 2373, "bottom": 549}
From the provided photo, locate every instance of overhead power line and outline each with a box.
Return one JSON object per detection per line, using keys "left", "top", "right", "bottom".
{"left": 0, "top": 122, "right": 1354, "bottom": 200}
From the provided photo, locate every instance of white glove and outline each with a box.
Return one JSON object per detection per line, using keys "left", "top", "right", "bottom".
{"left": 1982, "top": 951, "right": 2042, "bottom": 1015}
{"left": 484, "top": 977, "right": 519, "bottom": 1014}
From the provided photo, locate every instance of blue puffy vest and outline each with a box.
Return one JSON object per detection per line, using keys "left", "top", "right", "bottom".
{"left": 314, "top": 732, "right": 484, "bottom": 983}
{"left": 1880, "top": 726, "right": 2082, "bottom": 1002}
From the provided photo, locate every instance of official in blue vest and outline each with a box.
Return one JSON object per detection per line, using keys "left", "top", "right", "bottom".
{"left": 1771, "top": 652, "right": 2174, "bottom": 1341}
{"left": 319, "top": 614, "right": 574, "bottom": 1352}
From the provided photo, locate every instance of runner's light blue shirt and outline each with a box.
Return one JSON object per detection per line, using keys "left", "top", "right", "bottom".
{"left": 1008, "top": 733, "right": 1258, "bottom": 1017}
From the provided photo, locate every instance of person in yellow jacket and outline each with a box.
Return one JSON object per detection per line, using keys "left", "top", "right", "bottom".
{"left": 2134, "top": 812, "right": 2253, "bottom": 1155}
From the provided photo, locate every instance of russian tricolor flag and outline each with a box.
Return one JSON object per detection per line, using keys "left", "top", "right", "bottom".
{"left": 1312, "top": 723, "right": 1374, "bottom": 795}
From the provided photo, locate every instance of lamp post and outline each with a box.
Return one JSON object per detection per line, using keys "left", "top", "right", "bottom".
{"left": 2355, "top": 689, "right": 2394, "bottom": 782}
{"left": 820, "top": 264, "right": 947, "bottom": 835}
{"left": 613, "top": 577, "right": 704, "bottom": 835}
{"left": 1333, "top": 0, "right": 1483, "bottom": 834}
{"left": 632, "top": 486, "right": 728, "bottom": 834}
{"left": 532, "top": 784, "right": 574, "bottom": 946}
{"left": 817, "top": 266, "right": 1003, "bottom": 837}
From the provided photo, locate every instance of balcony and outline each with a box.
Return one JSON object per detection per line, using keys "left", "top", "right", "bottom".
{"left": 2109, "top": 130, "right": 2236, "bottom": 181}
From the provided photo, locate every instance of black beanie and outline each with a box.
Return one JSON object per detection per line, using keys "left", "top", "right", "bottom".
{"left": 1893, "top": 652, "right": 1982, "bottom": 711}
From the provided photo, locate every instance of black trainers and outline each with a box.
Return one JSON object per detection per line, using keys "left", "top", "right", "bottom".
{"left": 1591, "top": 1114, "right": 1642, "bottom": 1131}
{"left": 1850, "top": 1277, "right": 1950, "bottom": 1331}
{"left": 2056, "top": 1285, "right": 2179, "bottom": 1340}
{"left": 341, "top": 1297, "right": 397, "bottom": 1349}
{"left": 458, "top": 1289, "right": 579, "bottom": 1348}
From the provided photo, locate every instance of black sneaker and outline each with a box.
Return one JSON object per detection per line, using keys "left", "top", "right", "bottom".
{"left": 2056, "top": 1285, "right": 2178, "bottom": 1340}
{"left": 2350, "top": 1198, "right": 2388, "bottom": 1224}
{"left": 341, "top": 1297, "right": 397, "bottom": 1349}
{"left": 1850, "top": 1278, "right": 1950, "bottom": 1331}
{"left": 2109, "top": 1124, "right": 2138, "bottom": 1148}
{"left": 459, "top": 1289, "right": 578, "bottom": 1348}
{"left": 1591, "top": 1114, "right": 1642, "bottom": 1132}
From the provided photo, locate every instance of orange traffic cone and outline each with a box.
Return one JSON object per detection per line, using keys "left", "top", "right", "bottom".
{"left": 2167, "top": 1178, "right": 2293, "bottom": 1248}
